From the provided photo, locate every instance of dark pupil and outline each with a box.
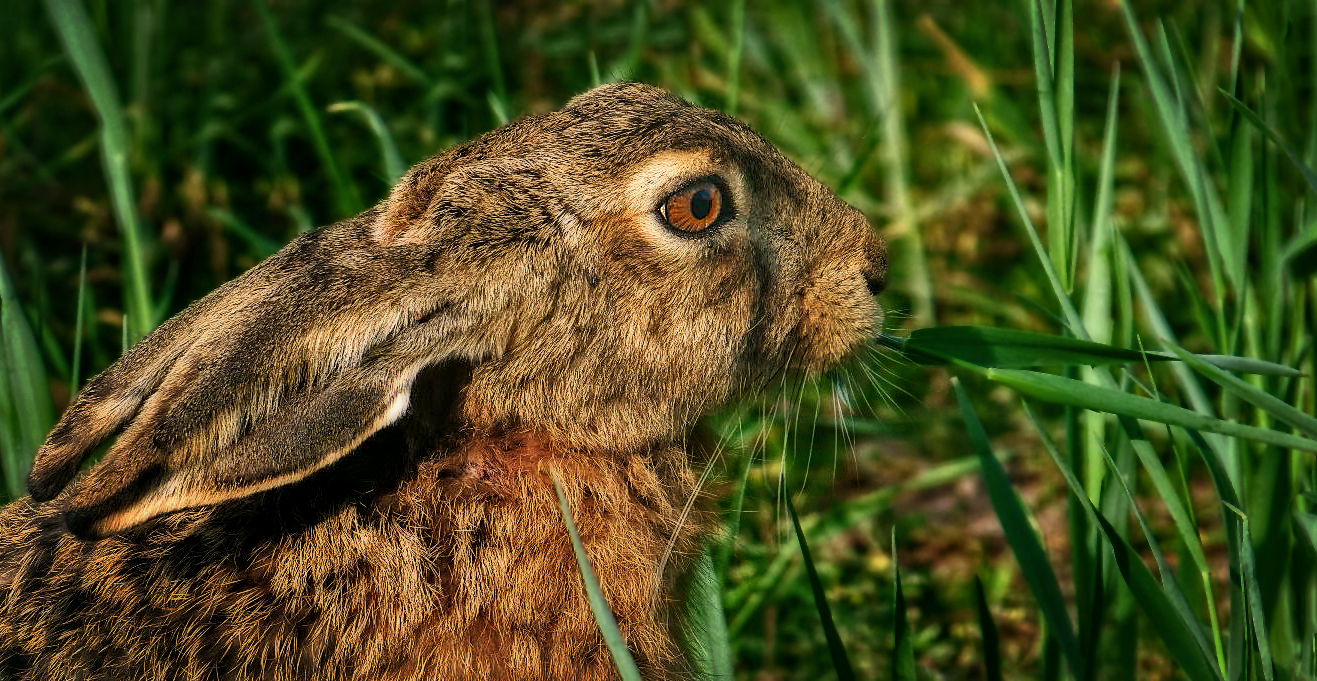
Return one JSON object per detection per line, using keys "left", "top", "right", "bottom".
{"left": 690, "top": 189, "right": 713, "bottom": 220}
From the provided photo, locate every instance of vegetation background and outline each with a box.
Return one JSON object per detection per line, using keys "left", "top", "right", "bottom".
{"left": 2, "top": 0, "right": 1315, "bottom": 679}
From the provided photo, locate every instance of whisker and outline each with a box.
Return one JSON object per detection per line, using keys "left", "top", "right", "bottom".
{"left": 655, "top": 435, "right": 723, "bottom": 585}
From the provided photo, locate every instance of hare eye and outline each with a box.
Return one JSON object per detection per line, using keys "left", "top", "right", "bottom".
{"left": 661, "top": 180, "right": 727, "bottom": 233}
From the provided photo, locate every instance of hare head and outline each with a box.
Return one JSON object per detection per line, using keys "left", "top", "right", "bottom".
{"left": 26, "top": 82, "right": 887, "bottom": 540}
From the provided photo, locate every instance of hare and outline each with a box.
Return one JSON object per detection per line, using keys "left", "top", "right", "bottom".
{"left": 0, "top": 82, "right": 886, "bottom": 680}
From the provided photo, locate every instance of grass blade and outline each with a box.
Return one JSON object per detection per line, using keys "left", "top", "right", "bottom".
{"left": 1230, "top": 507, "right": 1275, "bottom": 681}
{"left": 0, "top": 248, "right": 55, "bottom": 501}
{"left": 974, "top": 576, "right": 1004, "bottom": 681}
{"left": 892, "top": 534, "right": 917, "bottom": 681}
{"left": 550, "top": 471, "right": 642, "bottom": 681}
{"left": 1118, "top": 4, "right": 1232, "bottom": 300}
{"left": 1166, "top": 341, "right": 1317, "bottom": 438}
{"left": 324, "top": 15, "right": 433, "bottom": 86}
{"left": 891, "top": 326, "right": 1169, "bottom": 368}
{"left": 206, "top": 209, "right": 283, "bottom": 259}
{"left": 724, "top": 0, "right": 746, "bottom": 115}
{"left": 974, "top": 104, "right": 1087, "bottom": 339}
{"left": 1219, "top": 88, "right": 1317, "bottom": 195}
{"left": 327, "top": 101, "right": 406, "bottom": 185}
{"left": 1190, "top": 354, "right": 1301, "bottom": 377}
{"left": 953, "top": 376, "right": 1082, "bottom": 674}
{"left": 959, "top": 362, "right": 1317, "bottom": 453}
{"left": 684, "top": 546, "right": 732, "bottom": 681}
{"left": 252, "top": 0, "right": 361, "bottom": 218}
{"left": 44, "top": 0, "right": 155, "bottom": 342}
{"left": 1093, "top": 511, "right": 1225, "bottom": 681}
{"left": 784, "top": 481, "right": 855, "bottom": 680}
{"left": 882, "top": 327, "right": 1297, "bottom": 375}
{"left": 1027, "top": 400, "right": 1223, "bottom": 680}
{"left": 70, "top": 244, "right": 87, "bottom": 393}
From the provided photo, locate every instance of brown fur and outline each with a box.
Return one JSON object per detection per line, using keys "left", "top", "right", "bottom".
{"left": 0, "top": 83, "right": 886, "bottom": 679}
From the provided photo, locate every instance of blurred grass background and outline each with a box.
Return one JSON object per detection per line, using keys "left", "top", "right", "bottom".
{"left": 2, "top": 0, "right": 1316, "bottom": 679}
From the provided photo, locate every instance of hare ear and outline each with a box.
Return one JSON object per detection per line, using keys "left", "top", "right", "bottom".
{"left": 27, "top": 221, "right": 475, "bottom": 539}
{"left": 48, "top": 363, "right": 422, "bottom": 539}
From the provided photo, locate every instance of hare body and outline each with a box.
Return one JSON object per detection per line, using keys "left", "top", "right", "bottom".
{"left": 1, "top": 422, "right": 707, "bottom": 679}
{"left": 0, "top": 84, "right": 885, "bottom": 680}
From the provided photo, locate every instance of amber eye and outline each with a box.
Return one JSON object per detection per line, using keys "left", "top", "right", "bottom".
{"left": 661, "top": 180, "right": 727, "bottom": 233}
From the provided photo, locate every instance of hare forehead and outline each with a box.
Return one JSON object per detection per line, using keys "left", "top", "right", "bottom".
{"left": 617, "top": 150, "right": 738, "bottom": 207}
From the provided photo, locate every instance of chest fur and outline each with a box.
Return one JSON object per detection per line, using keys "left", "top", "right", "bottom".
{"left": 0, "top": 441, "right": 709, "bottom": 681}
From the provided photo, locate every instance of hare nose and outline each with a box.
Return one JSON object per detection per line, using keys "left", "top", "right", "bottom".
{"left": 862, "top": 234, "right": 887, "bottom": 296}
{"left": 864, "top": 267, "right": 885, "bottom": 297}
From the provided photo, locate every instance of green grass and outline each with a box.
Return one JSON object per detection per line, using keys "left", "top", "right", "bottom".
{"left": 2, "top": 1, "right": 1315, "bottom": 678}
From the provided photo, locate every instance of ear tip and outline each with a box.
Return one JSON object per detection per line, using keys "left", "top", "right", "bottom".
{"left": 27, "top": 468, "right": 68, "bottom": 503}
{"left": 26, "top": 448, "right": 81, "bottom": 503}
{"left": 26, "top": 484, "right": 59, "bottom": 504}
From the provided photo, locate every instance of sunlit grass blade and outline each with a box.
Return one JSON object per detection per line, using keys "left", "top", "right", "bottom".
{"left": 486, "top": 91, "right": 509, "bottom": 126}
{"left": 953, "top": 377, "right": 1082, "bottom": 674}
{"left": 550, "top": 471, "right": 642, "bottom": 681}
{"left": 1219, "top": 88, "right": 1317, "bottom": 195}
{"left": 887, "top": 326, "right": 1170, "bottom": 368}
{"left": 0, "top": 248, "right": 55, "bottom": 501}
{"left": 684, "top": 547, "right": 732, "bottom": 681}
{"left": 956, "top": 360, "right": 1317, "bottom": 453}
{"left": 880, "top": 327, "right": 1298, "bottom": 376}
{"left": 1028, "top": 0, "right": 1076, "bottom": 287}
{"left": 1118, "top": 3, "right": 1233, "bottom": 300}
{"left": 587, "top": 51, "right": 602, "bottom": 88}
{"left": 327, "top": 101, "right": 406, "bottom": 185}
{"left": 1081, "top": 63, "right": 1120, "bottom": 348}
{"left": 784, "top": 481, "right": 855, "bottom": 680}
{"left": 1166, "top": 342, "right": 1317, "bottom": 438}
{"left": 891, "top": 535, "right": 916, "bottom": 681}
{"left": 974, "top": 104, "right": 1086, "bottom": 339}
{"left": 1026, "top": 400, "right": 1224, "bottom": 680}
{"left": 252, "top": 0, "right": 361, "bottom": 218}
{"left": 70, "top": 245, "right": 87, "bottom": 393}
{"left": 44, "top": 0, "right": 155, "bottom": 342}
{"left": 974, "top": 576, "right": 1003, "bottom": 681}
{"left": 1230, "top": 506, "right": 1275, "bottom": 681}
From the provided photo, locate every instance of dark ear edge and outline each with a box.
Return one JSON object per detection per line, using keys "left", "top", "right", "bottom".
{"left": 54, "top": 365, "right": 420, "bottom": 540}
{"left": 28, "top": 273, "right": 235, "bottom": 503}
{"left": 27, "top": 385, "right": 151, "bottom": 503}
